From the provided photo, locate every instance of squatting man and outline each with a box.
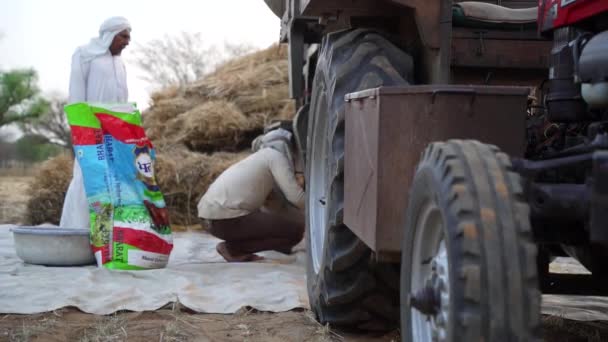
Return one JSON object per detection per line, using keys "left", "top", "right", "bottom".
{"left": 198, "top": 128, "right": 306, "bottom": 262}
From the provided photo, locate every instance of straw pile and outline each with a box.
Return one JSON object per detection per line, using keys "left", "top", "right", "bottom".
{"left": 144, "top": 44, "right": 294, "bottom": 153}
{"left": 24, "top": 44, "right": 293, "bottom": 226}
{"left": 164, "top": 100, "right": 253, "bottom": 152}
{"left": 25, "top": 154, "right": 74, "bottom": 225}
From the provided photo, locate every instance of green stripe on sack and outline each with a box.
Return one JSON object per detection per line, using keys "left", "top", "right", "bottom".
{"left": 144, "top": 189, "right": 165, "bottom": 203}
{"left": 90, "top": 105, "right": 142, "bottom": 126}
{"left": 107, "top": 242, "right": 146, "bottom": 270}
{"left": 104, "top": 261, "right": 146, "bottom": 271}
{"left": 64, "top": 103, "right": 101, "bottom": 128}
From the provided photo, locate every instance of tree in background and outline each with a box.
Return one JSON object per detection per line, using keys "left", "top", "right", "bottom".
{"left": 14, "top": 134, "right": 63, "bottom": 162}
{"left": 132, "top": 32, "right": 255, "bottom": 89}
{"left": 0, "top": 140, "right": 17, "bottom": 161}
{"left": 20, "top": 96, "right": 71, "bottom": 149}
{"left": 0, "top": 69, "right": 48, "bottom": 128}
{"left": 223, "top": 41, "right": 256, "bottom": 59}
{"left": 0, "top": 126, "right": 17, "bottom": 142}
{"left": 132, "top": 32, "right": 211, "bottom": 88}
{"left": 0, "top": 134, "right": 63, "bottom": 163}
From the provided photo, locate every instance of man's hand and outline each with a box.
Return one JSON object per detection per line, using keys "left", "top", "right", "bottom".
{"left": 296, "top": 173, "right": 305, "bottom": 190}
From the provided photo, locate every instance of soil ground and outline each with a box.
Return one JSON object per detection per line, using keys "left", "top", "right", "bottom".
{"left": 1, "top": 175, "right": 608, "bottom": 341}
{"left": 1, "top": 309, "right": 608, "bottom": 342}
{"left": 0, "top": 307, "right": 400, "bottom": 342}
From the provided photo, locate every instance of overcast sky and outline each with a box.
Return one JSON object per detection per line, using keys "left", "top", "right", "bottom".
{"left": 0, "top": 0, "right": 281, "bottom": 139}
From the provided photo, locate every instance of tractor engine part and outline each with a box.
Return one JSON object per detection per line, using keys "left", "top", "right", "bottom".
{"left": 590, "top": 151, "right": 608, "bottom": 244}
{"left": 545, "top": 27, "right": 587, "bottom": 122}
{"left": 580, "top": 30, "right": 608, "bottom": 108}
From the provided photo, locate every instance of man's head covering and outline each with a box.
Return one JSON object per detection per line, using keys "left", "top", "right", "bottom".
{"left": 252, "top": 128, "right": 295, "bottom": 167}
{"left": 78, "top": 16, "right": 131, "bottom": 62}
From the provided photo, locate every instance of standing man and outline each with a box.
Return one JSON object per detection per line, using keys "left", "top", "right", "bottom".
{"left": 198, "top": 129, "right": 305, "bottom": 262}
{"left": 60, "top": 17, "right": 131, "bottom": 229}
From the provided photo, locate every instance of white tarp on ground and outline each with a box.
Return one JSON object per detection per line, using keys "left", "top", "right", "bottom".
{"left": 1, "top": 225, "right": 608, "bottom": 321}
{"left": 0, "top": 225, "right": 307, "bottom": 315}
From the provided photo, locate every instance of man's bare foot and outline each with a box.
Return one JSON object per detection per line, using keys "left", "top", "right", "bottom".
{"left": 216, "top": 242, "right": 264, "bottom": 262}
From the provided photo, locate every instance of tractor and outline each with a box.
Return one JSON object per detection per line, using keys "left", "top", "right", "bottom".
{"left": 264, "top": 0, "right": 608, "bottom": 340}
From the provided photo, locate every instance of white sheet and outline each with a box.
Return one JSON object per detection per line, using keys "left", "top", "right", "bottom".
{"left": 0, "top": 225, "right": 307, "bottom": 315}
{"left": 1, "top": 224, "right": 608, "bottom": 322}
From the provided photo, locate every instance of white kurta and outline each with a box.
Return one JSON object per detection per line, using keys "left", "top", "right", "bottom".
{"left": 68, "top": 51, "right": 128, "bottom": 103}
{"left": 197, "top": 148, "right": 305, "bottom": 220}
{"left": 60, "top": 51, "right": 128, "bottom": 229}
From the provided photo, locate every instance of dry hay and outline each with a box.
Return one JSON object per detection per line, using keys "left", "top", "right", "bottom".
{"left": 164, "top": 100, "right": 258, "bottom": 152}
{"left": 25, "top": 154, "right": 73, "bottom": 225}
{"left": 186, "top": 44, "right": 290, "bottom": 117}
{"left": 187, "top": 44, "right": 288, "bottom": 100}
{"left": 143, "top": 44, "right": 294, "bottom": 153}
{"left": 155, "top": 148, "right": 249, "bottom": 225}
{"left": 150, "top": 85, "right": 180, "bottom": 103}
{"left": 143, "top": 96, "right": 200, "bottom": 143}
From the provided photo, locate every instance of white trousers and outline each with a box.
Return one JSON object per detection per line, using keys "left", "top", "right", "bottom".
{"left": 59, "top": 159, "right": 90, "bottom": 229}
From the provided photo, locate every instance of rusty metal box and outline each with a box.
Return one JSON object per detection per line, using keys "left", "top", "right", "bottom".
{"left": 344, "top": 85, "right": 530, "bottom": 254}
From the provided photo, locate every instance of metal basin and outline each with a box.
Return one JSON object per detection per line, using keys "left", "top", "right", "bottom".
{"left": 11, "top": 227, "right": 95, "bottom": 266}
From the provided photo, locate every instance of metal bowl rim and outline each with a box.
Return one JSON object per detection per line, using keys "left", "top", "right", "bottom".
{"left": 10, "top": 227, "right": 90, "bottom": 236}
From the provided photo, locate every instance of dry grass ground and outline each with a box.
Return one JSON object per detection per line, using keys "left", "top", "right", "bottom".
{"left": 0, "top": 307, "right": 400, "bottom": 342}
{"left": 1, "top": 308, "right": 608, "bottom": 342}
{"left": 543, "top": 315, "right": 608, "bottom": 342}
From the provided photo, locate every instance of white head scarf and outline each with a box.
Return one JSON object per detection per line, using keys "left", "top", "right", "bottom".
{"left": 78, "top": 16, "right": 131, "bottom": 62}
{"left": 252, "top": 128, "right": 295, "bottom": 167}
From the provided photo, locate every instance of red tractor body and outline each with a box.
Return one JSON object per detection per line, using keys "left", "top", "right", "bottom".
{"left": 539, "top": 0, "right": 608, "bottom": 33}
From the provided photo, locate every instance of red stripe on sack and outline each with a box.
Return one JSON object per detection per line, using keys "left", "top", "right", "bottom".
{"left": 95, "top": 113, "right": 153, "bottom": 148}
{"left": 91, "top": 244, "right": 111, "bottom": 265}
{"left": 113, "top": 226, "right": 173, "bottom": 255}
{"left": 71, "top": 126, "right": 103, "bottom": 145}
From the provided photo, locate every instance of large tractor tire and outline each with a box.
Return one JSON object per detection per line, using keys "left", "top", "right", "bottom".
{"left": 305, "top": 28, "right": 413, "bottom": 330}
{"left": 401, "top": 140, "right": 541, "bottom": 342}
